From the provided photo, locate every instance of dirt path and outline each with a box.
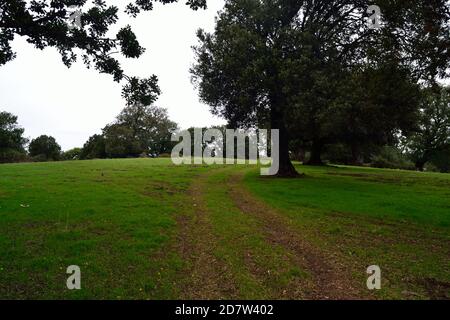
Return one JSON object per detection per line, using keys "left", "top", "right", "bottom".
{"left": 225, "top": 171, "right": 367, "bottom": 300}
{"left": 176, "top": 167, "right": 369, "bottom": 299}
{"left": 176, "top": 170, "right": 239, "bottom": 299}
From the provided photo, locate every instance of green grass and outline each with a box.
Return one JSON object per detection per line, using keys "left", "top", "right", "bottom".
{"left": 245, "top": 165, "right": 450, "bottom": 228}
{"left": 0, "top": 159, "right": 449, "bottom": 299}
{"left": 201, "top": 168, "right": 310, "bottom": 299}
{"left": 244, "top": 164, "right": 450, "bottom": 299}
{"left": 0, "top": 159, "right": 210, "bottom": 299}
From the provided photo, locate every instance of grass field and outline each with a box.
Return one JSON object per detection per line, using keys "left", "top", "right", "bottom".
{"left": 0, "top": 159, "right": 449, "bottom": 299}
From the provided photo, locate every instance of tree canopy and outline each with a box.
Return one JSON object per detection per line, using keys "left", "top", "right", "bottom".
{"left": 0, "top": 0, "right": 207, "bottom": 106}
{"left": 403, "top": 86, "right": 450, "bottom": 171}
{"left": 191, "top": 0, "right": 450, "bottom": 176}
{"left": 81, "top": 103, "right": 178, "bottom": 159}
{"left": 0, "top": 110, "right": 28, "bottom": 162}
{"left": 79, "top": 133, "right": 106, "bottom": 159}
{"left": 29, "top": 134, "right": 62, "bottom": 161}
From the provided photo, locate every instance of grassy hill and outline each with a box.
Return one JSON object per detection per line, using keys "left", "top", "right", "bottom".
{"left": 0, "top": 159, "right": 448, "bottom": 299}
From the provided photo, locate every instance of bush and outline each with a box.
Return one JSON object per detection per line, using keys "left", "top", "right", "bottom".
{"left": 424, "top": 162, "right": 440, "bottom": 173}
{"left": 0, "top": 149, "right": 29, "bottom": 163}
{"left": 32, "top": 154, "right": 51, "bottom": 162}
{"left": 323, "top": 144, "right": 353, "bottom": 164}
{"left": 371, "top": 146, "right": 415, "bottom": 170}
{"left": 62, "top": 148, "right": 82, "bottom": 161}
{"left": 430, "top": 147, "right": 450, "bottom": 173}
{"left": 158, "top": 153, "right": 171, "bottom": 158}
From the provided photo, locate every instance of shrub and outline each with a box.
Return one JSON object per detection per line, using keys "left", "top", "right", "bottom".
{"left": 371, "top": 146, "right": 415, "bottom": 170}
{"left": 32, "top": 154, "right": 50, "bottom": 162}
{"left": 323, "top": 144, "right": 353, "bottom": 164}
{"left": 0, "top": 149, "right": 29, "bottom": 163}
{"left": 62, "top": 148, "right": 82, "bottom": 161}
{"left": 158, "top": 153, "right": 171, "bottom": 158}
{"left": 429, "top": 147, "right": 450, "bottom": 173}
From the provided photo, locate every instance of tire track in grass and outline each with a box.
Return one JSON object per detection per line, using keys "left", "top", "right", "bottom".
{"left": 176, "top": 168, "right": 240, "bottom": 299}
{"left": 203, "top": 169, "right": 313, "bottom": 299}
{"left": 177, "top": 167, "right": 314, "bottom": 299}
{"left": 227, "top": 170, "right": 368, "bottom": 300}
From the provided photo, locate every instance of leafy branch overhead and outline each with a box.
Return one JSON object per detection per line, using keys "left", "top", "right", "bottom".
{"left": 0, "top": 0, "right": 207, "bottom": 105}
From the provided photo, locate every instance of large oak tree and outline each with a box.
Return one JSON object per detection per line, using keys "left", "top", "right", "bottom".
{"left": 191, "top": 0, "right": 450, "bottom": 176}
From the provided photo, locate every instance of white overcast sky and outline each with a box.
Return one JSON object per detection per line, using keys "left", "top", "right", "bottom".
{"left": 0, "top": 0, "right": 226, "bottom": 151}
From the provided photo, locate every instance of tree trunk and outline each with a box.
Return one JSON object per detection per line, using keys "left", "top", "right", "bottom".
{"left": 271, "top": 109, "right": 299, "bottom": 177}
{"left": 415, "top": 151, "right": 430, "bottom": 172}
{"left": 277, "top": 128, "right": 298, "bottom": 177}
{"left": 307, "top": 140, "right": 324, "bottom": 165}
{"left": 351, "top": 143, "right": 363, "bottom": 165}
{"left": 415, "top": 160, "right": 425, "bottom": 172}
{"left": 293, "top": 148, "right": 306, "bottom": 162}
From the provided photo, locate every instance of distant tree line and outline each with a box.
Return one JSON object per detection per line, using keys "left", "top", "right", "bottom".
{"left": 80, "top": 103, "right": 177, "bottom": 159}
{"left": 0, "top": 103, "right": 178, "bottom": 163}
{"left": 1, "top": 85, "right": 449, "bottom": 172}
{"left": 314, "top": 86, "right": 450, "bottom": 172}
